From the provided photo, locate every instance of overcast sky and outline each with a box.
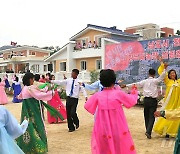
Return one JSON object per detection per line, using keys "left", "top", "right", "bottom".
{"left": 0, "top": 0, "right": 179, "bottom": 47}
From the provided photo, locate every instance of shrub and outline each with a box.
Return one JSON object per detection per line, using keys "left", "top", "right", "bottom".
{"left": 90, "top": 70, "right": 99, "bottom": 83}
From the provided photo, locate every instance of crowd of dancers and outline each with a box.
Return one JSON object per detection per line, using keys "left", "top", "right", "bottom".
{"left": 0, "top": 56, "right": 180, "bottom": 154}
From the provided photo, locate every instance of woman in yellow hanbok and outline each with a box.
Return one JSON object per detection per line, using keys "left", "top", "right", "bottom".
{"left": 153, "top": 61, "right": 180, "bottom": 137}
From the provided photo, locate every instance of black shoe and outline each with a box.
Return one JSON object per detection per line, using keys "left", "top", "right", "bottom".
{"left": 165, "top": 134, "right": 170, "bottom": 140}
{"left": 76, "top": 125, "right": 79, "bottom": 129}
{"left": 68, "top": 129, "right": 75, "bottom": 132}
{"left": 145, "top": 133, "right": 151, "bottom": 139}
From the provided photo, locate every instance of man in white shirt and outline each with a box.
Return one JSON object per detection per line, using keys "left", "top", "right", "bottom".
{"left": 126, "top": 65, "right": 167, "bottom": 139}
{"left": 51, "top": 69, "right": 88, "bottom": 132}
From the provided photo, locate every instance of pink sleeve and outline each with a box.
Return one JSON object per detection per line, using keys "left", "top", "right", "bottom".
{"left": 117, "top": 90, "right": 138, "bottom": 108}
{"left": 0, "top": 81, "right": 5, "bottom": 86}
{"left": 84, "top": 94, "right": 98, "bottom": 115}
{"left": 28, "top": 86, "right": 53, "bottom": 101}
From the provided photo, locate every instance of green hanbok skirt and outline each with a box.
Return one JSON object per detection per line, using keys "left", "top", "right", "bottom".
{"left": 174, "top": 127, "right": 180, "bottom": 154}
{"left": 17, "top": 98, "right": 64, "bottom": 154}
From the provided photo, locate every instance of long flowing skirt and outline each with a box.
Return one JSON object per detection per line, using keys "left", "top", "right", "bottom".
{"left": 17, "top": 98, "right": 48, "bottom": 154}
{"left": 47, "top": 91, "right": 67, "bottom": 124}
{"left": 12, "top": 84, "right": 22, "bottom": 103}
{"left": 0, "top": 87, "right": 8, "bottom": 105}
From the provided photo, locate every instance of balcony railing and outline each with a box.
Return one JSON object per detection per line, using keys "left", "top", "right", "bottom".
{"left": 72, "top": 47, "right": 102, "bottom": 59}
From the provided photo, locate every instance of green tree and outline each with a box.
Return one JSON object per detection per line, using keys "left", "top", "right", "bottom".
{"left": 90, "top": 70, "right": 99, "bottom": 83}
{"left": 176, "top": 30, "right": 180, "bottom": 35}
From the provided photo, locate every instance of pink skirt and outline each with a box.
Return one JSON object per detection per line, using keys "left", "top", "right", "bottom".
{"left": 47, "top": 91, "right": 67, "bottom": 123}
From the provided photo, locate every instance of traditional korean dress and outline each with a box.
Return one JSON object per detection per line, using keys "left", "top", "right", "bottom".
{"left": 153, "top": 63, "right": 180, "bottom": 137}
{"left": 39, "top": 83, "right": 67, "bottom": 123}
{"left": 4, "top": 76, "right": 11, "bottom": 89}
{"left": 12, "top": 81, "right": 22, "bottom": 103}
{"left": 84, "top": 88, "right": 138, "bottom": 154}
{"left": 163, "top": 109, "right": 180, "bottom": 154}
{"left": 0, "top": 106, "right": 28, "bottom": 154}
{"left": 0, "top": 81, "right": 8, "bottom": 105}
{"left": 17, "top": 85, "right": 64, "bottom": 154}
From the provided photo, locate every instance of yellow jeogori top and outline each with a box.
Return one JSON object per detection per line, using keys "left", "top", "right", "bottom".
{"left": 153, "top": 63, "right": 180, "bottom": 137}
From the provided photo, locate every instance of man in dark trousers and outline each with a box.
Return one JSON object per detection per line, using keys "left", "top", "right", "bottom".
{"left": 125, "top": 65, "right": 167, "bottom": 139}
{"left": 51, "top": 69, "right": 87, "bottom": 132}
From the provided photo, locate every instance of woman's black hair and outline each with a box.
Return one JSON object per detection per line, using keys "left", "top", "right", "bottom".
{"left": 46, "top": 73, "right": 52, "bottom": 80}
{"left": 15, "top": 76, "right": 19, "bottom": 82}
{"left": 23, "top": 72, "right": 34, "bottom": 86}
{"left": 168, "top": 69, "right": 177, "bottom": 80}
{"left": 42, "top": 75, "right": 45, "bottom": 79}
{"left": 50, "top": 74, "right": 55, "bottom": 79}
{"left": 100, "top": 69, "right": 116, "bottom": 87}
{"left": 34, "top": 74, "right": 40, "bottom": 81}
{"left": 0, "top": 78, "right": 1, "bottom": 82}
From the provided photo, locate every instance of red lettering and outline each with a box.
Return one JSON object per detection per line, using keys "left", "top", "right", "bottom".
{"left": 155, "top": 40, "right": 161, "bottom": 48}
{"left": 169, "top": 50, "right": 175, "bottom": 59}
{"left": 173, "top": 38, "right": 180, "bottom": 47}
{"left": 148, "top": 41, "right": 155, "bottom": 50}
{"left": 162, "top": 39, "right": 169, "bottom": 48}
{"left": 175, "top": 50, "right": 180, "bottom": 58}
{"left": 162, "top": 51, "right": 168, "bottom": 59}
{"left": 145, "top": 53, "right": 152, "bottom": 60}
{"left": 152, "top": 52, "right": 159, "bottom": 60}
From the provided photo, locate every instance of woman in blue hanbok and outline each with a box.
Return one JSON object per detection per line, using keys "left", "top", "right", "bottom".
{"left": 0, "top": 106, "right": 28, "bottom": 154}
{"left": 12, "top": 76, "right": 22, "bottom": 103}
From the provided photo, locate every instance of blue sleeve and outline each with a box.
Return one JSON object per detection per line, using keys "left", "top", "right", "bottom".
{"left": 4, "top": 109, "right": 28, "bottom": 139}
{"left": 84, "top": 81, "right": 100, "bottom": 91}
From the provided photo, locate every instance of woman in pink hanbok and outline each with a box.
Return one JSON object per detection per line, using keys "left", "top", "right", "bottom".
{"left": 0, "top": 78, "right": 8, "bottom": 105}
{"left": 85, "top": 69, "right": 138, "bottom": 154}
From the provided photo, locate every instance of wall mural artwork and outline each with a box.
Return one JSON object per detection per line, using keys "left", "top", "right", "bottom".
{"left": 105, "top": 36, "right": 180, "bottom": 84}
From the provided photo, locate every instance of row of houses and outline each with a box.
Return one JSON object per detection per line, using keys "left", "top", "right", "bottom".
{"left": 0, "top": 23, "right": 176, "bottom": 81}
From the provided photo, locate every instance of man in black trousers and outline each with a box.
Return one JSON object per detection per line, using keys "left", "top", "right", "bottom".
{"left": 51, "top": 69, "right": 87, "bottom": 132}
{"left": 125, "top": 64, "right": 167, "bottom": 139}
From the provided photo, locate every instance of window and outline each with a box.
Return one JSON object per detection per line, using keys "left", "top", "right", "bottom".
{"left": 96, "top": 60, "right": 102, "bottom": 70}
{"left": 157, "top": 33, "right": 159, "bottom": 38}
{"left": 81, "top": 39, "right": 86, "bottom": 45}
{"left": 97, "top": 37, "right": 101, "bottom": 47}
{"left": 44, "top": 65, "right": 47, "bottom": 72}
{"left": 81, "top": 61, "right": 87, "bottom": 71}
{"left": 29, "top": 51, "right": 36, "bottom": 55}
{"left": 60, "top": 62, "right": 66, "bottom": 71}
{"left": 35, "top": 64, "right": 39, "bottom": 73}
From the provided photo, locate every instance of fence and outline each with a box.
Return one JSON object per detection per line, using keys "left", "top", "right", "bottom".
{"left": 0, "top": 71, "right": 91, "bottom": 83}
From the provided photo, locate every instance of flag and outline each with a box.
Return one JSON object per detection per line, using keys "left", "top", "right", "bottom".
{"left": 11, "top": 41, "right": 17, "bottom": 46}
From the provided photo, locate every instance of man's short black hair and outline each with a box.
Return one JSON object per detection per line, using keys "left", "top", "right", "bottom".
{"left": 100, "top": 69, "right": 116, "bottom": 87}
{"left": 34, "top": 74, "right": 40, "bottom": 81}
{"left": 149, "top": 69, "right": 156, "bottom": 76}
{"left": 72, "top": 69, "right": 79, "bottom": 75}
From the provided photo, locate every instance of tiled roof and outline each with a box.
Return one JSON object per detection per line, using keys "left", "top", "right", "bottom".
{"left": 87, "top": 24, "right": 139, "bottom": 38}
{"left": 70, "top": 24, "right": 139, "bottom": 40}
{"left": 0, "top": 45, "right": 17, "bottom": 51}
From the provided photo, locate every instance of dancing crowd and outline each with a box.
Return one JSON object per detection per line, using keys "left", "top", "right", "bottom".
{"left": 0, "top": 56, "right": 180, "bottom": 154}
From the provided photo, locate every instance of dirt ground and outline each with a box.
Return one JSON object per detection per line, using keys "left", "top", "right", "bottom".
{"left": 3, "top": 95, "right": 174, "bottom": 154}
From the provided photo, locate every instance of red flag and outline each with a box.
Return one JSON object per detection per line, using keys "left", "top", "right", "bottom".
{"left": 11, "top": 41, "right": 17, "bottom": 46}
